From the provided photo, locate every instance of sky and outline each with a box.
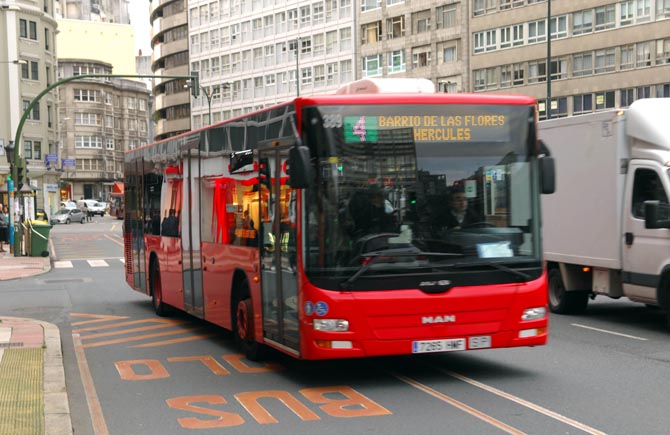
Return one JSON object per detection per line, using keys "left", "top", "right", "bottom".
{"left": 128, "top": 1, "right": 152, "bottom": 55}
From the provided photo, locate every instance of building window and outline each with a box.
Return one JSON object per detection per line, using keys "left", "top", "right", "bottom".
{"left": 412, "top": 10, "right": 431, "bottom": 33}
{"left": 106, "top": 139, "right": 115, "bottom": 150}
{"left": 636, "top": 41, "right": 652, "bottom": 67}
{"left": 573, "top": 94, "right": 593, "bottom": 114}
{"left": 573, "top": 52, "right": 593, "bottom": 77}
{"left": 440, "top": 44, "right": 457, "bottom": 63}
{"left": 362, "top": 54, "right": 383, "bottom": 77}
{"left": 620, "top": 0, "right": 634, "bottom": 25}
{"left": 513, "top": 63, "right": 524, "bottom": 85}
{"left": 29, "top": 21, "right": 37, "bottom": 40}
{"left": 550, "top": 57, "right": 568, "bottom": 80}
{"left": 412, "top": 46, "right": 431, "bottom": 68}
{"left": 387, "top": 16, "right": 405, "bottom": 39}
{"left": 550, "top": 15, "right": 568, "bottom": 39}
{"left": 595, "top": 91, "right": 615, "bottom": 110}
{"left": 75, "top": 113, "right": 99, "bottom": 125}
{"left": 387, "top": 50, "right": 405, "bottom": 74}
{"left": 362, "top": 21, "right": 382, "bottom": 44}
{"left": 528, "top": 19, "right": 546, "bottom": 44}
{"left": 74, "top": 89, "right": 99, "bottom": 102}
{"left": 75, "top": 136, "right": 103, "bottom": 149}
{"left": 658, "top": 0, "right": 670, "bottom": 19}
{"left": 594, "top": 48, "right": 616, "bottom": 73}
{"left": 573, "top": 10, "right": 593, "bottom": 35}
{"left": 528, "top": 60, "right": 546, "bottom": 83}
{"left": 436, "top": 4, "right": 457, "bottom": 29}
{"left": 595, "top": 5, "right": 616, "bottom": 30}
{"left": 620, "top": 45, "right": 635, "bottom": 69}
{"left": 637, "top": 0, "right": 651, "bottom": 22}
{"left": 24, "top": 140, "right": 33, "bottom": 159}
{"left": 361, "top": 0, "right": 381, "bottom": 12}
{"left": 656, "top": 38, "right": 670, "bottom": 64}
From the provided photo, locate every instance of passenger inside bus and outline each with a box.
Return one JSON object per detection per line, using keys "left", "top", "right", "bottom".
{"left": 161, "top": 209, "right": 179, "bottom": 237}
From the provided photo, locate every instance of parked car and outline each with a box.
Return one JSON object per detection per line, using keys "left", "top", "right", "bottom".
{"left": 77, "top": 199, "right": 106, "bottom": 216}
{"left": 50, "top": 208, "right": 85, "bottom": 225}
{"left": 60, "top": 201, "right": 77, "bottom": 210}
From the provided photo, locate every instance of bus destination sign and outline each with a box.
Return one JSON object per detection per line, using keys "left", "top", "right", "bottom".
{"left": 343, "top": 114, "right": 510, "bottom": 143}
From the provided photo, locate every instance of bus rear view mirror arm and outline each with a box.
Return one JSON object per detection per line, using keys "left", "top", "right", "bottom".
{"left": 288, "top": 145, "right": 313, "bottom": 189}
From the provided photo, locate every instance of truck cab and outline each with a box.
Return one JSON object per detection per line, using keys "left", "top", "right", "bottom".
{"left": 540, "top": 98, "right": 670, "bottom": 323}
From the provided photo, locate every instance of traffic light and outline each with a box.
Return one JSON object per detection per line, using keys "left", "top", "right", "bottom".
{"left": 189, "top": 71, "right": 200, "bottom": 98}
{"left": 16, "top": 158, "right": 28, "bottom": 191}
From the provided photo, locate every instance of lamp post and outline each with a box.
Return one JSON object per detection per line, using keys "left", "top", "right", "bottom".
{"left": 185, "top": 82, "right": 219, "bottom": 125}
{"left": 292, "top": 39, "right": 300, "bottom": 96}
{"left": 2, "top": 59, "right": 27, "bottom": 254}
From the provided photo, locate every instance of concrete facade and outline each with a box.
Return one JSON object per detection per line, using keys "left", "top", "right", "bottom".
{"left": 470, "top": 0, "right": 670, "bottom": 118}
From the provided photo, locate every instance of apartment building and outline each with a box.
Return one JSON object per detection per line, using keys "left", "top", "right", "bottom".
{"left": 186, "top": 0, "right": 356, "bottom": 130}
{"left": 358, "top": 0, "right": 469, "bottom": 93}
{"left": 57, "top": 60, "right": 150, "bottom": 202}
{"left": 0, "top": 0, "right": 60, "bottom": 214}
{"left": 150, "top": 0, "right": 191, "bottom": 140}
{"left": 470, "top": 0, "right": 670, "bottom": 118}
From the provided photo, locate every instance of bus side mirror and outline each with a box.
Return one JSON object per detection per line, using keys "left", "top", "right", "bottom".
{"left": 288, "top": 145, "right": 313, "bottom": 189}
{"left": 540, "top": 155, "right": 555, "bottom": 194}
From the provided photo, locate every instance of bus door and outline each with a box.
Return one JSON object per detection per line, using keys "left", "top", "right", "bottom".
{"left": 127, "top": 157, "right": 146, "bottom": 292}
{"left": 259, "top": 147, "right": 299, "bottom": 353}
{"left": 182, "top": 152, "right": 204, "bottom": 317}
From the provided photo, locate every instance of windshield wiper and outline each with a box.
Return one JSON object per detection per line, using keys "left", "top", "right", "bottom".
{"left": 339, "top": 249, "right": 462, "bottom": 289}
{"left": 439, "top": 261, "right": 533, "bottom": 280}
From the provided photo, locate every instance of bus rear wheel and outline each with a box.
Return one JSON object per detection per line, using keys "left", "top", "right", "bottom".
{"left": 150, "top": 260, "right": 169, "bottom": 316}
{"left": 235, "top": 296, "right": 265, "bottom": 361}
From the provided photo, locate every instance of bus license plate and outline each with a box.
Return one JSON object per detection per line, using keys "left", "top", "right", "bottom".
{"left": 468, "top": 335, "right": 491, "bottom": 349}
{"left": 412, "top": 339, "right": 466, "bottom": 354}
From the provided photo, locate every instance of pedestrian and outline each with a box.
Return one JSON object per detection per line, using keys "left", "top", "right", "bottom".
{"left": 0, "top": 203, "right": 7, "bottom": 252}
{"left": 83, "top": 203, "right": 92, "bottom": 222}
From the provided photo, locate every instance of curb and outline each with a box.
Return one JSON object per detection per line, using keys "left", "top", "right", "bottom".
{"left": 1, "top": 317, "right": 73, "bottom": 435}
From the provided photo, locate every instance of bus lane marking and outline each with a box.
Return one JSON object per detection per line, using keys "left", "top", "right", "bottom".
{"left": 437, "top": 367, "right": 607, "bottom": 435}
{"left": 103, "top": 233, "right": 123, "bottom": 246}
{"left": 73, "top": 333, "right": 109, "bottom": 435}
{"left": 571, "top": 323, "right": 648, "bottom": 341}
{"left": 71, "top": 313, "right": 129, "bottom": 326}
{"left": 391, "top": 372, "right": 527, "bottom": 435}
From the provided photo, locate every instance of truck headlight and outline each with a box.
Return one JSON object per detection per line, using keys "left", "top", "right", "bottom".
{"left": 313, "top": 319, "right": 349, "bottom": 331}
{"left": 521, "top": 307, "right": 546, "bottom": 321}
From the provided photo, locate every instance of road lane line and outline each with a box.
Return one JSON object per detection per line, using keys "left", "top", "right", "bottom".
{"left": 103, "top": 233, "right": 123, "bottom": 246}
{"left": 81, "top": 327, "right": 203, "bottom": 348}
{"left": 436, "top": 367, "right": 607, "bottom": 435}
{"left": 391, "top": 372, "right": 527, "bottom": 435}
{"left": 571, "top": 323, "right": 648, "bottom": 341}
{"left": 73, "top": 333, "right": 109, "bottom": 435}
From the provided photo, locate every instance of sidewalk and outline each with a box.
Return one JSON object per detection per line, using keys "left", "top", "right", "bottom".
{"left": 0, "top": 251, "right": 73, "bottom": 434}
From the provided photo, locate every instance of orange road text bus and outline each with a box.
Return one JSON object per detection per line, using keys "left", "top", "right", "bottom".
{"left": 123, "top": 78, "right": 555, "bottom": 360}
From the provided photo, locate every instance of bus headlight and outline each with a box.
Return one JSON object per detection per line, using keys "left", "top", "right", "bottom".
{"left": 313, "top": 319, "right": 349, "bottom": 331}
{"left": 521, "top": 307, "right": 546, "bottom": 321}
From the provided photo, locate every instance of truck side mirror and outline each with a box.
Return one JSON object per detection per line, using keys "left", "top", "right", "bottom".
{"left": 644, "top": 200, "right": 670, "bottom": 229}
{"left": 540, "top": 155, "right": 555, "bottom": 194}
{"left": 288, "top": 145, "right": 313, "bottom": 189}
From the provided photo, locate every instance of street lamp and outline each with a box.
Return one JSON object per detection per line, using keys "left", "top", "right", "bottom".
{"left": 0, "top": 59, "right": 27, "bottom": 65}
{"left": 185, "top": 81, "right": 219, "bottom": 125}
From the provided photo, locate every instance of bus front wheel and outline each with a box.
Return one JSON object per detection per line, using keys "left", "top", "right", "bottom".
{"left": 235, "top": 297, "right": 265, "bottom": 361}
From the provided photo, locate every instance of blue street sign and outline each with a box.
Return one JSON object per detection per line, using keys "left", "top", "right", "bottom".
{"left": 62, "top": 159, "right": 76, "bottom": 167}
{"left": 45, "top": 154, "right": 58, "bottom": 163}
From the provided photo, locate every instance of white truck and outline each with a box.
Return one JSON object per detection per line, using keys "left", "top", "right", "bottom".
{"left": 540, "top": 98, "right": 670, "bottom": 322}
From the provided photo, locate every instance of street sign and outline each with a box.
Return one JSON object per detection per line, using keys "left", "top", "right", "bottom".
{"left": 45, "top": 154, "right": 58, "bottom": 163}
{"left": 62, "top": 159, "right": 76, "bottom": 167}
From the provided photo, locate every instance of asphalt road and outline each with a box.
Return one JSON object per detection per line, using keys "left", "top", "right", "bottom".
{"left": 1, "top": 217, "right": 669, "bottom": 434}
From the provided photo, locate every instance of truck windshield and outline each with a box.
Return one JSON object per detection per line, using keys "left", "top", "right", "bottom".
{"left": 301, "top": 103, "right": 543, "bottom": 290}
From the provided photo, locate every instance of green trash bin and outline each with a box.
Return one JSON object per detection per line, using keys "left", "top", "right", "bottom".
{"left": 30, "top": 221, "right": 52, "bottom": 257}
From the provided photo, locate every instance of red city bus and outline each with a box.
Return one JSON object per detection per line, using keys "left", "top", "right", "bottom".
{"left": 123, "top": 78, "right": 555, "bottom": 361}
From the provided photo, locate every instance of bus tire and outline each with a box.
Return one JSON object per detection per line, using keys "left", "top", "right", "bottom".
{"left": 548, "top": 267, "right": 589, "bottom": 314}
{"left": 234, "top": 291, "right": 266, "bottom": 361}
{"left": 150, "top": 259, "right": 170, "bottom": 317}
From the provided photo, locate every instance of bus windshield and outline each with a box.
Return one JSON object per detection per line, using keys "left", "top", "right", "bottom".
{"left": 302, "top": 103, "right": 542, "bottom": 290}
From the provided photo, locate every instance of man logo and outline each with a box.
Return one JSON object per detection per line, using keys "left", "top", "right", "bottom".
{"left": 421, "top": 315, "right": 456, "bottom": 324}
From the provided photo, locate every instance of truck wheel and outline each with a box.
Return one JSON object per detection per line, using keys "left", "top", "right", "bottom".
{"left": 548, "top": 268, "right": 589, "bottom": 314}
